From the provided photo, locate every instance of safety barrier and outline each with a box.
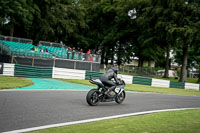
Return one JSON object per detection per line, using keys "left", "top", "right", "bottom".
{"left": 132, "top": 76, "right": 152, "bottom": 86}
{"left": 1, "top": 63, "right": 199, "bottom": 91}
{"left": 85, "top": 71, "right": 103, "bottom": 80}
{"left": 3, "top": 63, "right": 15, "bottom": 76}
{"left": 14, "top": 64, "right": 52, "bottom": 78}
{"left": 152, "top": 79, "right": 170, "bottom": 88}
{"left": 52, "top": 67, "right": 85, "bottom": 79}
{"left": 185, "top": 83, "right": 200, "bottom": 91}
{"left": 118, "top": 74, "right": 133, "bottom": 84}
{"left": 170, "top": 81, "right": 185, "bottom": 89}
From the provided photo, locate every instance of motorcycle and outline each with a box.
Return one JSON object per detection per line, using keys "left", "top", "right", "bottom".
{"left": 86, "top": 77, "right": 126, "bottom": 106}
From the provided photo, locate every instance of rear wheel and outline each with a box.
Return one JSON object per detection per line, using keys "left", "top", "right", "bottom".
{"left": 86, "top": 89, "right": 100, "bottom": 106}
{"left": 115, "top": 90, "right": 126, "bottom": 104}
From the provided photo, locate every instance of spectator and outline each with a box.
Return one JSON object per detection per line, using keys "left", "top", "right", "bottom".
{"left": 35, "top": 47, "right": 39, "bottom": 52}
{"left": 40, "top": 48, "right": 44, "bottom": 52}
{"left": 44, "top": 48, "right": 48, "bottom": 53}
{"left": 31, "top": 47, "right": 35, "bottom": 51}
{"left": 97, "top": 49, "right": 101, "bottom": 55}
{"left": 96, "top": 49, "right": 101, "bottom": 62}
{"left": 72, "top": 47, "right": 76, "bottom": 59}
{"left": 86, "top": 49, "right": 91, "bottom": 61}
{"left": 78, "top": 49, "right": 83, "bottom": 60}
{"left": 87, "top": 49, "right": 91, "bottom": 54}
{"left": 67, "top": 47, "right": 72, "bottom": 59}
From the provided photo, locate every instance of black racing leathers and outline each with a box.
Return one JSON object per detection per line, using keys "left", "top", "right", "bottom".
{"left": 100, "top": 69, "right": 119, "bottom": 91}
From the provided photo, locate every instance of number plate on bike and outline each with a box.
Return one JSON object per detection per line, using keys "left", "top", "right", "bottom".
{"left": 115, "top": 88, "right": 120, "bottom": 93}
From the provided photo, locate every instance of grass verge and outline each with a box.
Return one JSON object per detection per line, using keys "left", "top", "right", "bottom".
{"left": 0, "top": 76, "right": 33, "bottom": 89}
{"left": 32, "top": 108, "right": 200, "bottom": 133}
{"left": 56, "top": 79, "right": 200, "bottom": 96}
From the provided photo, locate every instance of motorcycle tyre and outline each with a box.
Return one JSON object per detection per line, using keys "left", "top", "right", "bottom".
{"left": 115, "top": 90, "right": 126, "bottom": 104}
{"left": 86, "top": 89, "right": 100, "bottom": 106}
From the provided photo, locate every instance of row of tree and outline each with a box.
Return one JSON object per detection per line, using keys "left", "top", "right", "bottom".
{"left": 0, "top": 0, "right": 200, "bottom": 83}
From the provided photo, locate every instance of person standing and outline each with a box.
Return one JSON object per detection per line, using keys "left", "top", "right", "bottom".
{"left": 87, "top": 49, "right": 92, "bottom": 61}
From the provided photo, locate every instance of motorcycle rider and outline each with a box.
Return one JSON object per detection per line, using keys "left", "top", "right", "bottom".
{"left": 100, "top": 67, "right": 120, "bottom": 95}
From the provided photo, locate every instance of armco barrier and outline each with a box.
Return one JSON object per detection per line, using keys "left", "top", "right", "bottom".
{"left": 185, "top": 83, "right": 200, "bottom": 91}
{"left": 152, "top": 79, "right": 170, "bottom": 88}
{"left": 52, "top": 67, "right": 85, "bottom": 79}
{"left": 1, "top": 63, "right": 199, "bottom": 91}
{"left": 85, "top": 71, "right": 103, "bottom": 80}
{"left": 3, "top": 63, "right": 15, "bottom": 76}
{"left": 170, "top": 81, "right": 185, "bottom": 89}
{"left": 132, "top": 76, "right": 152, "bottom": 86}
{"left": 118, "top": 74, "right": 133, "bottom": 84}
{"left": 14, "top": 64, "right": 52, "bottom": 78}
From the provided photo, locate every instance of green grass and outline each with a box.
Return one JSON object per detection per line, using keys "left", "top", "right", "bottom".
{"left": 0, "top": 76, "right": 33, "bottom": 89}
{"left": 32, "top": 109, "right": 200, "bottom": 133}
{"left": 155, "top": 77, "right": 199, "bottom": 84}
{"left": 57, "top": 79, "right": 96, "bottom": 87}
{"left": 56, "top": 79, "right": 200, "bottom": 96}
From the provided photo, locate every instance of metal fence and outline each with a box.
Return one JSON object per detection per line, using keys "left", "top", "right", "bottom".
{"left": 101, "top": 64, "right": 161, "bottom": 76}
{"left": 0, "top": 42, "right": 11, "bottom": 55}
{"left": 39, "top": 41, "right": 64, "bottom": 48}
{"left": 0, "top": 35, "right": 33, "bottom": 44}
{"left": 0, "top": 38, "right": 101, "bottom": 63}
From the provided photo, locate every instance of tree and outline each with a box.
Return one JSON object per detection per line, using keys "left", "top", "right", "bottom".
{"left": 29, "top": 0, "right": 86, "bottom": 45}
{"left": 0, "top": 0, "right": 32, "bottom": 37}
{"left": 134, "top": 0, "right": 165, "bottom": 72}
{"left": 169, "top": 0, "right": 200, "bottom": 82}
{"left": 80, "top": 0, "right": 137, "bottom": 65}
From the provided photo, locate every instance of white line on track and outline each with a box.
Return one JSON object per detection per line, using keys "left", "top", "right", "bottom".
{"left": 3, "top": 108, "right": 199, "bottom": 133}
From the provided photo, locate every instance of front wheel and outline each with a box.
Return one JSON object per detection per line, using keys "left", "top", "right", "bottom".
{"left": 115, "top": 90, "right": 126, "bottom": 104}
{"left": 86, "top": 89, "right": 100, "bottom": 106}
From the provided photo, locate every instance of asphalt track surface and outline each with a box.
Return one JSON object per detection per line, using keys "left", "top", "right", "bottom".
{"left": 0, "top": 90, "right": 200, "bottom": 132}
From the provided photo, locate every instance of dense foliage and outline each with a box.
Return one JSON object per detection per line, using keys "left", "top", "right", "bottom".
{"left": 0, "top": 0, "right": 199, "bottom": 82}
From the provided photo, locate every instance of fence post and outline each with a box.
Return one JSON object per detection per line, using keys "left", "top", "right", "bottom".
{"left": 74, "top": 61, "right": 77, "bottom": 69}
{"left": 11, "top": 56, "right": 14, "bottom": 63}
{"left": 90, "top": 62, "right": 93, "bottom": 71}
{"left": 53, "top": 58, "right": 55, "bottom": 67}
{"left": 32, "top": 57, "right": 34, "bottom": 66}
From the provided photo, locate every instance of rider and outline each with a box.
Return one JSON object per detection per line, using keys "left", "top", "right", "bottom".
{"left": 100, "top": 67, "right": 120, "bottom": 95}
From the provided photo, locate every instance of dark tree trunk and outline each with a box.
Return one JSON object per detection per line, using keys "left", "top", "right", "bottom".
{"left": 179, "top": 45, "right": 188, "bottom": 82}
{"left": 163, "top": 45, "right": 170, "bottom": 78}
{"left": 105, "top": 57, "right": 108, "bottom": 65}
{"left": 138, "top": 58, "right": 143, "bottom": 73}
{"left": 148, "top": 60, "right": 151, "bottom": 67}
{"left": 10, "top": 22, "right": 14, "bottom": 37}
{"left": 198, "top": 66, "right": 200, "bottom": 84}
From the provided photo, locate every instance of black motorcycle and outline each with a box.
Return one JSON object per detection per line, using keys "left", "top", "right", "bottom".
{"left": 86, "top": 78, "right": 126, "bottom": 106}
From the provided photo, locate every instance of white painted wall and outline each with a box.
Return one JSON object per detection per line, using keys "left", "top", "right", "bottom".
{"left": 52, "top": 67, "right": 86, "bottom": 79}
{"left": 152, "top": 78, "right": 170, "bottom": 88}
{"left": 3, "top": 63, "right": 15, "bottom": 76}
{"left": 185, "top": 83, "right": 199, "bottom": 91}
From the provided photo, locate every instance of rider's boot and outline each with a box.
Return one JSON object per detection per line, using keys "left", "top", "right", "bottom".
{"left": 105, "top": 86, "right": 116, "bottom": 96}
